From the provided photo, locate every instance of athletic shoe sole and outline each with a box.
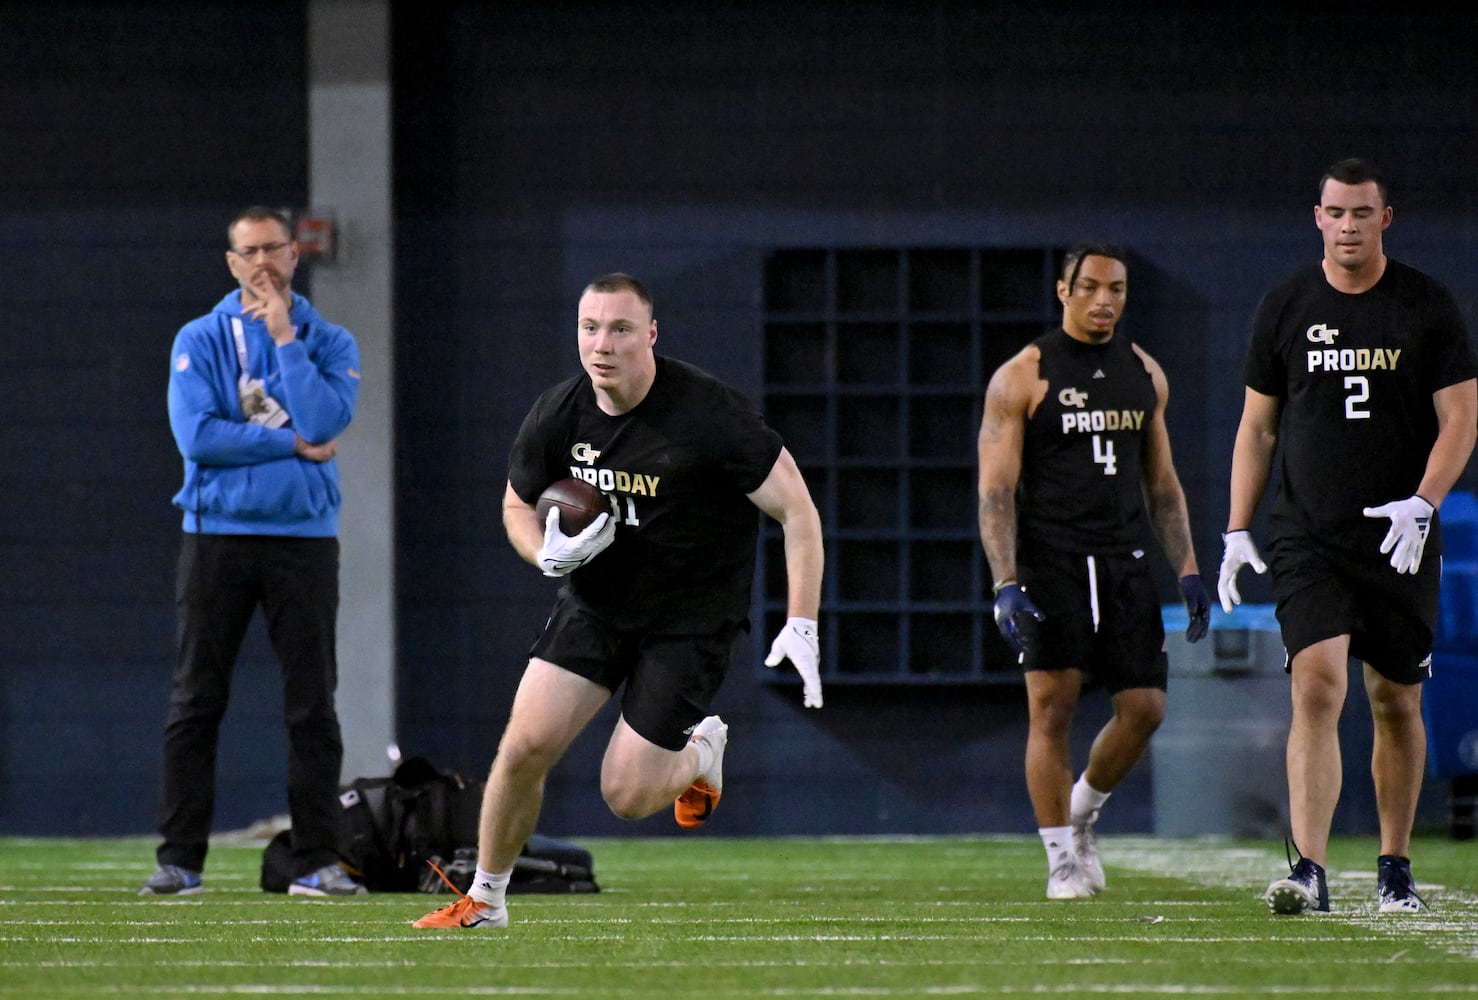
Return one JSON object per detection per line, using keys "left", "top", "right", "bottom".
{"left": 1266, "top": 879, "right": 1326, "bottom": 915}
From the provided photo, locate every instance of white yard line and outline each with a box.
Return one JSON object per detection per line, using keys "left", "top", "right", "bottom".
{"left": 1107, "top": 836, "right": 1478, "bottom": 958}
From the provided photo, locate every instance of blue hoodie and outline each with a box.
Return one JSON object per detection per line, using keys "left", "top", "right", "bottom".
{"left": 167, "top": 290, "right": 361, "bottom": 536}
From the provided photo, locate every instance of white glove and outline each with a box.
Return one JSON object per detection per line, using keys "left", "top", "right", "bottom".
{"left": 1363, "top": 495, "right": 1434, "bottom": 574}
{"left": 536, "top": 503, "right": 616, "bottom": 577}
{"left": 1217, "top": 529, "right": 1268, "bottom": 614}
{"left": 764, "top": 617, "right": 822, "bottom": 708}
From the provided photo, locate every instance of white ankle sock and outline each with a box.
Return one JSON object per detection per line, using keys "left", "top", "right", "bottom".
{"left": 1039, "top": 826, "right": 1074, "bottom": 870}
{"left": 1070, "top": 775, "right": 1110, "bottom": 824}
{"left": 469, "top": 868, "right": 510, "bottom": 907}
{"left": 691, "top": 737, "right": 715, "bottom": 781}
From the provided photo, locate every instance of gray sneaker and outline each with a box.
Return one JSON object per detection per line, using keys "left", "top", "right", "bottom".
{"left": 289, "top": 862, "right": 367, "bottom": 897}
{"left": 138, "top": 864, "right": 203, "bottom": 896}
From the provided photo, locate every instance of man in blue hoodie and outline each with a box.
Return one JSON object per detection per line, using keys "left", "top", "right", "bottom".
{"left": 139, "top": 206, "right": 364, "bottom": 897}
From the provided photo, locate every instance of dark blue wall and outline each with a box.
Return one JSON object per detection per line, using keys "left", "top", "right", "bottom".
{"left": 0, "top": 1, "right": 307, "bottom": 834}
{"left": 387, "top": 5, "right": 1478, "bottom": 840}
{"left": 2, "top": 3, "right": 1474, "bottom": 839}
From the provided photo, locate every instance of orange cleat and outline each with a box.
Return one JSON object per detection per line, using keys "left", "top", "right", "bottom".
{"left": 413, "top": 893, "right": 508, "bottom": 929}
{"left": 674, "top": 715, "right": 728, "bottom": 829}
{"left": 674, "top": 778, "right": 722, "bottom": 828}
{"left": 411, "top": 860, "right": 508, "bottom": 929}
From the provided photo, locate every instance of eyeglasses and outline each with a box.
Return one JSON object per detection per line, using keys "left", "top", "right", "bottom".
{"left": 230, "top": 242, "right": 292, "bottom": 260}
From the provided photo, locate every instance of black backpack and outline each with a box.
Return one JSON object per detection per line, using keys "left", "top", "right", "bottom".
{"left": 260, "top": 756, "right": 598, "bottom": 894}
{"left": 335, "top": 756, "right": 473, "bottom": 892}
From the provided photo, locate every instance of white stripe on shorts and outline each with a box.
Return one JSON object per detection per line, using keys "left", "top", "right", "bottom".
{"left": 1086, "top": 554, "right": 1100, "bottom": 633}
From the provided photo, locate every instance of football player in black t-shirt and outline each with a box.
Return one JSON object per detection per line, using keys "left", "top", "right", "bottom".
{"left": 978, "top": 244, "right": 1210, "bottom": 900}
{"left": 1220, "top": 159, "right": 1478, "bottom": 916}
{"left": 414, "top": 273, "right": 823, "bottom": 930}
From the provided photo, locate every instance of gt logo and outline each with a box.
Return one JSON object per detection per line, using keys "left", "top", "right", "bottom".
{"left": 1306, "top": 323, "right": 1340, "bottom": 345}
{"left": 570, "top": 442, "right": 602, "bottom": 465}
{"left": 1058, "top": 387, "right": 1089, "bottom": 408}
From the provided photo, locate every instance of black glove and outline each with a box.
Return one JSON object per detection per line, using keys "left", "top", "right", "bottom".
{"left": 993, "top": 584, "right": 1045, "bottom": 656}
{"left": 1180, "top": 574, "right": 1210, "bottom": 644}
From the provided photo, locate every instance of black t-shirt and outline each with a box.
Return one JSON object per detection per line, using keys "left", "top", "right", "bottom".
{"left": 1018, "top": 329, "right": 1158, "bottom": 557}
{"left": 1245, "top": 259, "right": 1477, "bottom": 552}
{"left": 508, "top": 356, "right": 784, "bottom": 632}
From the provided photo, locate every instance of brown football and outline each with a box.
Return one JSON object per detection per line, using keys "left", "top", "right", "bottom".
{"left": 536, "top": 478, "right": 609, "bottom": 534}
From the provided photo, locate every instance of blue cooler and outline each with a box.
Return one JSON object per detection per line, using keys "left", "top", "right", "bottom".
{"left": 1424, "top": 652, "right": 1478, "bottom": 779}
{"left": 1428, "top": 492, "right": 1478, "bottom": 779}
{"left": 1426, "top": 492, "right": 1478, "bottom": 839}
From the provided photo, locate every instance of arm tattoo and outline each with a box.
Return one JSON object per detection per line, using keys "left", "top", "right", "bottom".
{"left": 978, "top": 486, "right": 1018, "bottom": 579}
{"left": 1146, "top": 483, "right": 1193, "bottom": 573}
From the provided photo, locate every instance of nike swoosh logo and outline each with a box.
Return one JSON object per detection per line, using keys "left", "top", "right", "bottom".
{"left": 694, "top": 797, "right": 714, "bottom": 822}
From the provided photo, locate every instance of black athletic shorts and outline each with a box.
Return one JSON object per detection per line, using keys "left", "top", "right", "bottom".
{"left": 1016, "top": 548, "right": 1168, "bottom": 693}
{"left": 529, "top": 590, "right": 744, "bottom": 751}
{"left": 1267, "top": 534, "right": 1439, "bottom": 684}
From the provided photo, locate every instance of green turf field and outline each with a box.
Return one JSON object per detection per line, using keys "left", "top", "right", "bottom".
{"left": 2, "top": 833, "right": 1474, "bottom": 998}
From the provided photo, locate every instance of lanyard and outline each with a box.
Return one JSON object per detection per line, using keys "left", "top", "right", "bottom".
{"left": 230, "top": 317, "right": 251, "bottom": 376}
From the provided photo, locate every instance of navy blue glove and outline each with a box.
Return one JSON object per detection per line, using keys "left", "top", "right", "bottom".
{"left": 993, "top": 584, "right": 1045, "bottom": 657}
{"left": 1180, "top": 574, "right": 1210, "bottom": 644}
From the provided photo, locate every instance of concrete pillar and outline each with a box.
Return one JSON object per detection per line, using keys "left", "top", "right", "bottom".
{"left": 307, "top": 0, "right": 396, "bottom": 780}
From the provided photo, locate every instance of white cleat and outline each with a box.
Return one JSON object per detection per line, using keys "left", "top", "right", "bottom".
{"left": 1073, "top": 811, "right": 1106, "bottom": 894}
{"left": 1047, "top": 860, "right": 1097, "bottom": 900}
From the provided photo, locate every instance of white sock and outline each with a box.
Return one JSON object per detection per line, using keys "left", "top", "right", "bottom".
{"left": 1070, "top": 775, "right": 1110, "bottom": 825}
{"left": 691, "top": 736, "right": 715, "bottom": 781}
{"left": 469, "top": 868, "right": 511, "bottom": 907}
{"left": 1039, "top": 826, "right": 1074, "bottom": 870}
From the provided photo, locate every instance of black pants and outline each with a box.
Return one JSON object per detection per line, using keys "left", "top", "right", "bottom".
{"left": 155, "top": 533, "right": 343, "bottom": 875}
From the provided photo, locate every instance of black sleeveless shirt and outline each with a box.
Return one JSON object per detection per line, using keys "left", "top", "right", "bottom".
{"left": 1018, "top": 329, "right": 1157, "bottom": 557}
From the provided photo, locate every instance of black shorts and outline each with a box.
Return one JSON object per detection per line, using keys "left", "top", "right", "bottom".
{"left": 1016, "top": 548, "right": 1168, "bottom": 693}
{"left": 1267, "top": 535, "right": 1439, "bottom": 684}
{"left": 528, "top": 591, "right": 743, "bottom": 751}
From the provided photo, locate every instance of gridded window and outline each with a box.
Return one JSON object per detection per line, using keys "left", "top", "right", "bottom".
{"left": 758, "top": 247, "right": 1063, "bottom": 684}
